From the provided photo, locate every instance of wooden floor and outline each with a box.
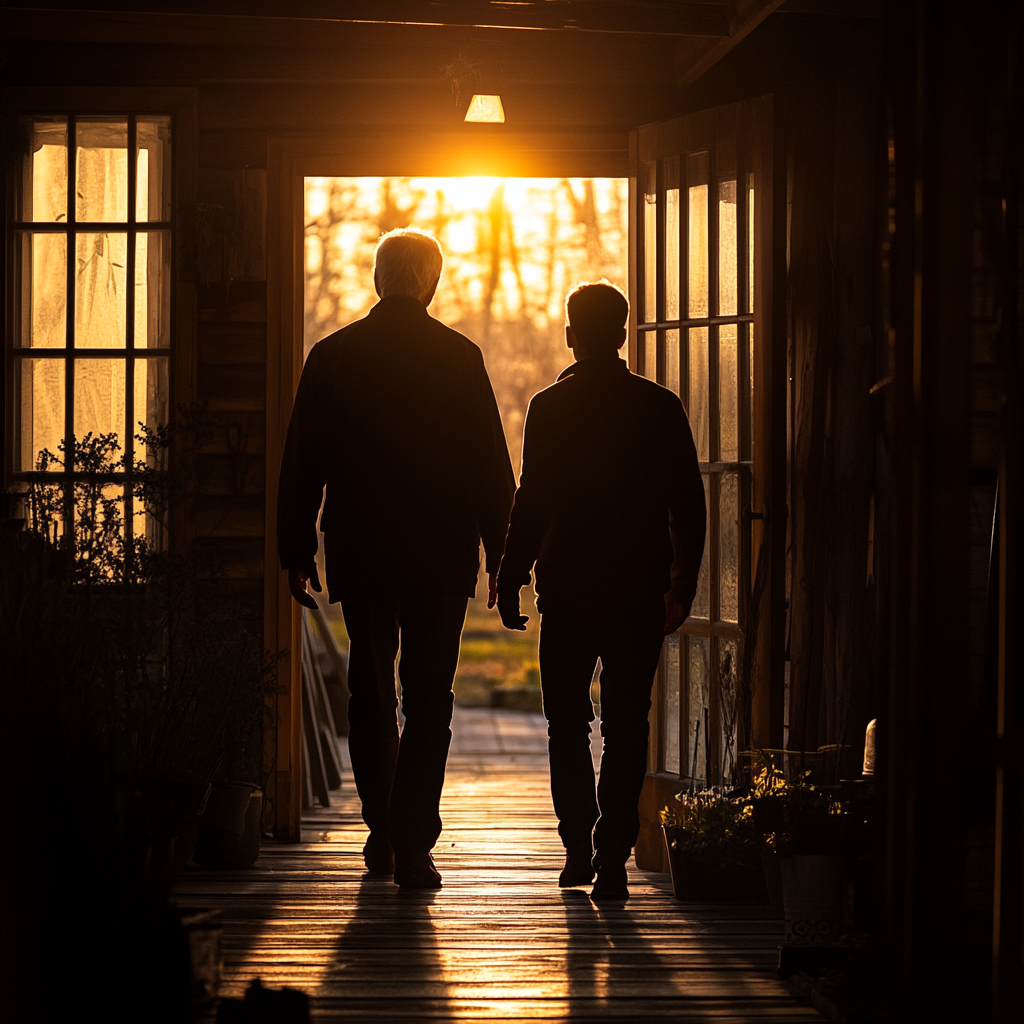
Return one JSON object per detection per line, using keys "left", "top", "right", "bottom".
{"left": 175, "top": 708, "right": 821, "bottom": 1022}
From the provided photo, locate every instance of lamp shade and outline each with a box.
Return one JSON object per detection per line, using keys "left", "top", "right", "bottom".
{"left": 464, "top": 95, "right": 505, "bottom": 123}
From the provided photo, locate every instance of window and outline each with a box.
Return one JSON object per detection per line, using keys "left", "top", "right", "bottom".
{"left": 10, "top": 113, "right": 172, "bottom": 548}
{"left": 636, "top": 122, "right": 755, "bottom": 787}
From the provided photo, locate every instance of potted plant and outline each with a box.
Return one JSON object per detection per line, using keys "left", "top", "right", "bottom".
{"left": 660, "top": 789, "right": 766, "bottom": 902}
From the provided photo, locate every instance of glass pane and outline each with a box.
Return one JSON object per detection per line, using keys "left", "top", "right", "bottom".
{"left": 643, "top": 332, "right": 657, "bottom": 381}
{"left": 17, "top": 233, "right": 67, "bottom": 348}
{"left": 20, "top": 117, "right": 68, "bottom": 222}
{"left": 691, "top": 473, "right": 711, "bottom": 618}
{"left": 688, "top": 327, "right": 709, "bottom": 461}
{"left": 718, "top": 179, "right": 738, "bottom": 316}
{"left": 665, "top": 328, "right": 680, "bottom": 396}
{"left": 663, "top": 631, "right": 681, "bottom": 774}
{"left": 748, "top": 324, "right": 755, "bottom": 461}
{"left": 136, "top": 116, "right": 172, "bottom": 222}
{"left": 75, "top": 359, "right": 126, "bottom": 449}
{"left": 74, "top": 484, "right": 125, "bottom": 581}
{"left": 665, "top": 187, "right": 680, "bottom": 320}
{"left": 719, "top": 324, "right": 739, "bottom": 462}
{"left": 134, "top": 357, "right": 170, "bottom": 443}
{"left": 748, "top": 174, "right": 755, "bottom": 314}
{"left": 719, "top": 471, "right": 740, "bottom": 622}
{"left": 687, "top": 152, "right": 709, "bottom": 318}
{"left": 644, "top": 189, "right": 657, "bottom": 323}
{"left": 76, "top": 119, "right": 128, "bottom": 223}
{"left": 76, "top": 233, "right": 127, "bottom": 348}
{"left": 17, "top": 359, "right": 65, "bottom": 472}
{"left": 718, "top": 638, "right": 740, "bottom": 785}
{"left": 686, "top": 635, "right": 710, "bottom": 784}
{"left": 136, "top": 231, "right": 171, "bottom": 348}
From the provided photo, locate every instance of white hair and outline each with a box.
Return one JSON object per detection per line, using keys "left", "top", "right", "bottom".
{"left": 374, "top": 228, "right": 443, "bottom": 298}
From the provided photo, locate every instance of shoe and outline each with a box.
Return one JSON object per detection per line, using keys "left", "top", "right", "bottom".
{"left": 558, "top": 846, "right": 595, "bottom": 888}
{"left": 394, "top": 851, "right": 442, "bottom": 889}
{"left": 590, "top": 861, "right": 629, "bottom": 902}
{"left": 363, "top": 833, "right": 394, "bottom": 875}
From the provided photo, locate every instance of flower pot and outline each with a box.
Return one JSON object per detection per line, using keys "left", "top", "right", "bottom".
{"left": 663, "top": 826, "right": 766, "bottom": 902}
{"left": 193, "top": 782, "right": 259, "bottom": 868}
{"left": 761, "top": 845, "right": 784, "bottom": 907}
{"left": 780, "top": 854, "right": 842, "bottom": 945}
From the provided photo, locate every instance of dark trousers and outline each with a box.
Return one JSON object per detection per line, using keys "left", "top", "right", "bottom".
{"left": 538, "top": 596, "right": 665, "bottom": 866}
{"left": 338, "top": 585, "right": 468, "bottom": 855}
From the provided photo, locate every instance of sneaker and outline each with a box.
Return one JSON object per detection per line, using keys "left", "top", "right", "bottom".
{"left": 558, "top": 846, "right": 595, "bottom": 888}
{"left": 590, "top": 861, "right": 629, "bottom": 902}
{"left": 363, "top": 833, "right": 395, "bottom": 875}
{"left": 394, "top": 851, "right": 443, "bottom": 889}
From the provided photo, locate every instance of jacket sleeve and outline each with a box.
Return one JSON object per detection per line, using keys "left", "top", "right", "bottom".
{"left": 277, "top": 344, "right": 328, "bottom": 573}
{"left": 665, "top": 396, "right": 707, "bottom": 609}
{"left": 497, "top": 396, "right": 555, "bottom": 592}
{"left": 465, "top": 348, "right": 516, "bottom": 574}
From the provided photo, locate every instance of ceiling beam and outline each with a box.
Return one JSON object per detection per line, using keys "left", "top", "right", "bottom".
{"left": 2, "top": 2, "right": 733, "bottom": 38}
{"left": 674, "top": 0, "right": 786, "bottom": 86}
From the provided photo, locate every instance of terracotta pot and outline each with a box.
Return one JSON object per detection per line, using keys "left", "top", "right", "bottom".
{"left": 193, "top": 783, "right": 260, "bottom": 868}
{"left": 780, "top": 854, "right": 843, "bottom": 945}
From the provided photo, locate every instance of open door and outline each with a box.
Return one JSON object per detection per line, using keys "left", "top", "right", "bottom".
{"left": 629, "top": 97, "right": 785, "bottom": 870}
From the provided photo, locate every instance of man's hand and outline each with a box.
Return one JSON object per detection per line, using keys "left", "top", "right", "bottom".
{"left": 288, "top": 566, "right": 322, "bottom": 610}
{"left": 497, "top": 586, "right": 529, "bottom": 631}
{"left": 663, "top": 593, "right": 689, "bottom": 635}
{"left": 487, "top": 572, "right": 499, "bottom": 609}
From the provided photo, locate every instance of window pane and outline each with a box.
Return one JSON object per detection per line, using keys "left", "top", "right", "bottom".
{"left": 748, "top": 174, "right": 755, "bottom": 314}
{"left": 687, "top": 152, "right": 709, "bottom": 318}
{"left": 748, "top": 324, "right": 755, "bottom": 461}
{"left": 75, "top": 359, "right": 126, "bottom": 448}
{"left": 17, "top": 233, "right": 67, "bottom": 348}
{"left": 665, "top": 328, "right": 680, "bottom": 396}
{"left": 688, "top": 326, "right": 709, "bottom": 461}
{"left": 136, "top": 116, "right": 172, "bottom": 222}
{"left": 718, "top": 179, "right": 738, "bottom": 316}
{"left": 643, "top": 188, "right": 657, "bottom": 323}
{"left": 17, "top": 359, "right": 65, "bottom": 472}
{"left": 691, "top": 473, "right": 711, "bottom": 619}
{"left": 719, "top": 323, "right": 739, "bottom": 462}
{"left": 663, "top": 631, "right": 681, "bottom": 774}
{"left": 136, "top": 231, "right": 171, "bottom": 348}
{"left": 134, "top": 357, "right": 170, "bottom": 443}
{"left": 719, "top": 471, "right": 740, "bottom": 622}
{"left": 718, "top": 637, "right": 740, "bottom": 785}
{"left": 20, "top": 117, "right": 68, "bottom": 222}
{"left": 642, "top": 332, "right": 657, "bottom": 381}
{"left": 686, "top": 635, "right": 710, "bottom": 784}
{"left": 76, "top": 233, "right": 127, "bottom": 348}
{"left": 76, "top": 119, "right": 128, "bottom": 223}
{"left": 665, "top": 187, "right": 680, "bottom": 320}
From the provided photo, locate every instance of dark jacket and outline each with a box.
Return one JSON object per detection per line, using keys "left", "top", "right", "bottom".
{"left": 277, "top": 296, "right": 515, "bottom": 598}
{"left": 497, "top": 356, "right": 706, "bottom": 609}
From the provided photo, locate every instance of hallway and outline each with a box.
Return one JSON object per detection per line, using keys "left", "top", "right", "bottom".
{"left": 174, "top": 708, "right": 820, "bottom": 1021}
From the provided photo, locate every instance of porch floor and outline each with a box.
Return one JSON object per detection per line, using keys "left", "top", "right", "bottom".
{"left": 174, "top": 707, "right": 820, "bottom": 1021}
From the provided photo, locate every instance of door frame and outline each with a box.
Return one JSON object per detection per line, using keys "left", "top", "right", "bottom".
{"left": 630, "top": 95, "right": 787, "bottom": 871}
{"left": 264, "top": 130, "right": 630, "bottom": 839}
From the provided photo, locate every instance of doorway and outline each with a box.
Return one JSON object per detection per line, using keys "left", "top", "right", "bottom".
{"left": 300, "top": 175, "right": 628, "bottom": 731}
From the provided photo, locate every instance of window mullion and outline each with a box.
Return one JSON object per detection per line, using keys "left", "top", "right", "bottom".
{"left": 63, "top": 115, "right": 76, "bottom": 543}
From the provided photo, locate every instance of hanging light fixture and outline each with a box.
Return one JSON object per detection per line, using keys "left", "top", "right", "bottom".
{"left": 464, "top": 94, "right": 505, "bottom": 123}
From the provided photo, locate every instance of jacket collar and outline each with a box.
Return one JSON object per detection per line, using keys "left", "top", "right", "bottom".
{"left": 369, "top": 295, "right": 431, "bottom": 318}
{"left": 556, "top": 355, "right": 630, "bottom": 382}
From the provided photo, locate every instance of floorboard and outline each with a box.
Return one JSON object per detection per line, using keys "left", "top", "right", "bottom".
{"left": 174, "top": 708, "right": 819, "bottom": 1022}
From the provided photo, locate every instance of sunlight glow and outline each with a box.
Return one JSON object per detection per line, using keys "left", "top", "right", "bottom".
{"left": 464, "top": 94, "right": 505, "bottom": 123}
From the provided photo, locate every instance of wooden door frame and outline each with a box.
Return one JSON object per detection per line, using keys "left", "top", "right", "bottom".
{"left": 631, "top": 95, "right": 786, "bottom": 871}
{"left": 264, "top": 129, "right": 629, "bottom": 840}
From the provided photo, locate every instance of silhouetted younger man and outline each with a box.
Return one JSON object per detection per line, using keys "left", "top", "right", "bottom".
{"left": 496, "top": 281, "right": 706, "bottom": 901}
{"left": 278, "top": 229, "right": 515, "bottom": 889}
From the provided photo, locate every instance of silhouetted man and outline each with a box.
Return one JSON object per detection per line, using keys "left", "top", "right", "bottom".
{"left": 496, "top": 281, "right": 706, "bottom": 901}
{"left": 278, "top": 229, "right": 515, "bottom": 889}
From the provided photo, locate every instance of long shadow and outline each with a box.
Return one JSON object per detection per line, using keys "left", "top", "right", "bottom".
{"left": 315, "top": 877, "right": 454, "bottom": 1020}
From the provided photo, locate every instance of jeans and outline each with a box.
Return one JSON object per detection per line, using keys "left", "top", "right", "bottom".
{"left": 538, "top": 596, "right": 665, "bottom": 866}
{"left": 338, "top": 585, "right": 468, "bottom": 855}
